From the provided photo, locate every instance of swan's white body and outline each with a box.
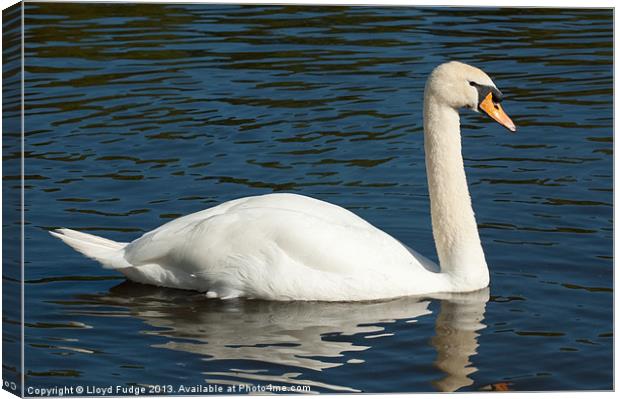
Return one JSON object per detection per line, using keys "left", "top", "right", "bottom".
{"left": 52, "top": 61, "right": 515, "bottom": 301}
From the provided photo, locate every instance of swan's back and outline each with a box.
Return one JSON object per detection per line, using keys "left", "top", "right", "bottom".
{"left": 153, "top": 193, "right": 375, "bottom": 235}
{"left": 125, "top": 193, "right": 374, "bottom": 261}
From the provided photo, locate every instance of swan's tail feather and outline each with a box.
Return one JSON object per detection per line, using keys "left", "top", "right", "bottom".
{"left": 50, "top": 228, "right": 133, "bottom": 269}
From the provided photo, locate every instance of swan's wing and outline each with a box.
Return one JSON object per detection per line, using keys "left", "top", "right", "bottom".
{"left": 122, "top": 196, "right": 255, "bottom": 263}
{"left": 123, "top": 193, "right": 432, "bottom": 277}
{"left": 124, "top": 193, "right": 370, "bottom": 262}
{"left": 399, "top": 242, "right": 439, "bottom": 273}
{"left": 222, "top": 193, "right": 376, "bottom": 230}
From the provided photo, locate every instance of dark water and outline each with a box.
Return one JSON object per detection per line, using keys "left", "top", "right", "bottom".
{"left": 9, "top": 3, "right": 613, "bottom": 394}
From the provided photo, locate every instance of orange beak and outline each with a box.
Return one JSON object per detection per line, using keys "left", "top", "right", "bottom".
{"left": 479, "top": 92, "right": 516, "bottom": 132}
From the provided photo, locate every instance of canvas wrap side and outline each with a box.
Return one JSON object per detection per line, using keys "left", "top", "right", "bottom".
{"left": 3, "top": 2, "right": 24, "bottom": 397}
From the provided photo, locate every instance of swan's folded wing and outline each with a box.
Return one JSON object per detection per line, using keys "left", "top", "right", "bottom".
{"left": 123, "top": 193, "right": 372, "bottom": 267}
{"left": 122, "top": 197, "right": 252, "bottom": 265}
{"left": 122, "top": 193, "right": 433, "bottom": 278}
{"left": 399, "top": 242, "right": 439, "bottom": 273}
{"left": 259, "top": 209, "right": 430, "bottom": 275}
{"left": 123, "top": 219, "right": 196, "bottom": 266}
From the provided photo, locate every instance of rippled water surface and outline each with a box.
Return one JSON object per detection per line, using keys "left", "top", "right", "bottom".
{"left": 8, "top": 3, "right": 614, "bottom": 393}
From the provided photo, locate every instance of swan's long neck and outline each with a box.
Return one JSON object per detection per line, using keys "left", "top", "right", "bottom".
{"left": 423, "top": 93, "right": 489, "bottom": 291}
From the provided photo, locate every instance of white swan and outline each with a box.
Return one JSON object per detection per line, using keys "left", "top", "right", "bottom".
{"left": 51, "top": 61, "right": 516, "bottom": 301}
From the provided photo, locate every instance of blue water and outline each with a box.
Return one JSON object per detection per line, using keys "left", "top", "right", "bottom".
{"left": 10, "top": 3, "right": 614, "bottom": 393}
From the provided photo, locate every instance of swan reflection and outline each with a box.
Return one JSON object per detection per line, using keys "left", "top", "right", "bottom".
{"left": 72, "top": 283, "right": 488, "bottom": 392}
{"left": 431, "top": 290, "right": 489, "bottom": 392}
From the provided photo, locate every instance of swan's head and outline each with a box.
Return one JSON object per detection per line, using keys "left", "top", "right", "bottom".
{"left": 426, "top": 61, "right": 516, "bottom": 132}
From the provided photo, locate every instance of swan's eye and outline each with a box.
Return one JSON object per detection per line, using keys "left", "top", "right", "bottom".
{"left": 469, "top": 81, "right": 479, "bottom": 87}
